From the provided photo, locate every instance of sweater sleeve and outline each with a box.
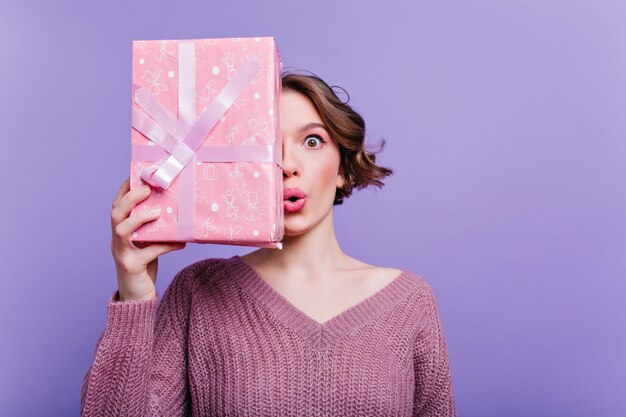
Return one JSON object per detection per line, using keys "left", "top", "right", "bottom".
{"left": 412, "top": 284, "right": 457, "bottom": 417}
{"left": 80, "top": 269, "right": 193, "bottom": 417}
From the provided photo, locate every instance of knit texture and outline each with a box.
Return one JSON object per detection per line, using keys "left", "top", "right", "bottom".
{"left": 80, "top": 255, "right": 456, "bottom": 416}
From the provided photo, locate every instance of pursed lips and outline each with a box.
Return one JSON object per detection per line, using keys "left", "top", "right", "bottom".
{"left": 283, "top": 187, "right": 307, "bottom": 201}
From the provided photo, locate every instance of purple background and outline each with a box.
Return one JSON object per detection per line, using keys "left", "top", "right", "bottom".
{"left": 2, "top": 0, "right": 625, "bottom": 415}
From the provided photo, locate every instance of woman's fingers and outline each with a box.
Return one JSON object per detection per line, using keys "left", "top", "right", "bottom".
{"left": 114, "top": 207, "right": 162, "bottom": 242}
{"left": 111, "top": 183, "right": 152, "bottom": 228}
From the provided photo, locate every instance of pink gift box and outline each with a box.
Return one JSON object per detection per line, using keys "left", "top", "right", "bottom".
{"left": 129, "top": 36, "right": 284, "bottom": 249}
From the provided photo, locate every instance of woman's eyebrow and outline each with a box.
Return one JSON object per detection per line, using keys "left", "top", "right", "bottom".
{"left": 298, "top": 122, "right": 328, "bottom": 133}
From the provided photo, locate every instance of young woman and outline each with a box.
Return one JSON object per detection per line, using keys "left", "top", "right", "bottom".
{"left": 81, "top": 71, "right": 457, "bottom": 416}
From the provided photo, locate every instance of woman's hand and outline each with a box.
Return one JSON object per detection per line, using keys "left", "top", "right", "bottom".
{"left": 110, "top": 177, "right": 186, "bottom": 301}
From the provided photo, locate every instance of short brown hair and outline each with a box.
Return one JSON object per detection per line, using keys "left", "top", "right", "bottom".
{"left": 281, "top": 69, "right": 394, "bottom": 206}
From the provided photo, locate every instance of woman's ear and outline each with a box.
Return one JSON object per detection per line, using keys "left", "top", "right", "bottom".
{"left": 336, "top": 174, "right": 345, "bottom": 189}
{"left": 336, "top": 163, "right": 346, "bottom": 189}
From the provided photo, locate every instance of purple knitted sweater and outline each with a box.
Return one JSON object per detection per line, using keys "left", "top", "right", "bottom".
{"left": 80, "top": 255, "right": 456, "bottom": 416}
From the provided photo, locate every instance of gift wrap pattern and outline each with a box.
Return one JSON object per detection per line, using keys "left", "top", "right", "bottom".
{"left": 129, "top": 37, "right": 284, "bottom": 248}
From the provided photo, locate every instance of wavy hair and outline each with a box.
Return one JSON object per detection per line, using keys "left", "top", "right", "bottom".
{"left": 281, "top": 69, "right": 394, "bottom": 206}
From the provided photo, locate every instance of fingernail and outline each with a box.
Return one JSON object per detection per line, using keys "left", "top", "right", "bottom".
{"left": 149, "top": 207, "right": 161, "bottom": 215}
{"left": 142, "top": 185, "right": 151, "bottom": 193}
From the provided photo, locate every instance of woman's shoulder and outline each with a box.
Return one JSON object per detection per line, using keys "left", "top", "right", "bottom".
{"left": 369, "top": 265, "right": 444, "bottom": 334}
{"left": 396, "top": 269, "right": 447, "bottom": 327}
{"left": 398, "top": 268, "right": 440, "bottom": 305}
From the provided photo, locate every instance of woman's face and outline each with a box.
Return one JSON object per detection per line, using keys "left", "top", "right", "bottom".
{"left": 280, "top": 90, "right": 344, "bottom": 236}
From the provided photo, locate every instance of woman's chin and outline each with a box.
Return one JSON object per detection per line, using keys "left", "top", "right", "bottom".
{"left": 282, "top": 218, "right": 311, "bottom": 237}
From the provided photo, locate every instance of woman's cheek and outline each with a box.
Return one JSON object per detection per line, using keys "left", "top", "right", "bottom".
{"left": 319, "top": 156, "right": 341, "bottom": 195}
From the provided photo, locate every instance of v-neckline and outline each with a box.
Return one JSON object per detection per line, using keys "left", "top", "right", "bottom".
{"left": 227, "top": 255, "right": 419, "bottom": 350}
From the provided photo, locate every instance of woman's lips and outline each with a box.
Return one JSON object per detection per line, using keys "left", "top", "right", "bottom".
{"left": 284, "top": 197, "right": 307, "bottom": 213}
{"left": 283, "top": 187, "right": 307, "bottom": 213}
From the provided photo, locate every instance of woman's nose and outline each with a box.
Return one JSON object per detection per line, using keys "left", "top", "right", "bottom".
{"left": 282, "top": 140, "right": 299, "bottom": 178}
